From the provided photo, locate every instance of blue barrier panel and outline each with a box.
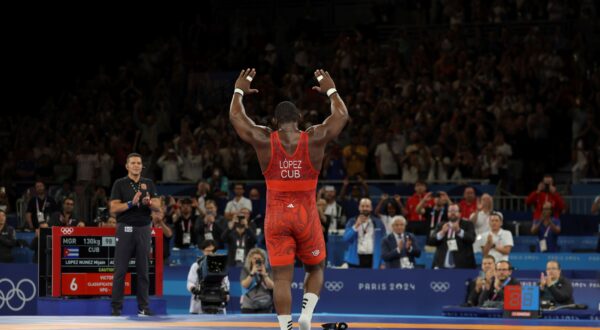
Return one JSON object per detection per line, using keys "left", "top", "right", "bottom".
{"left": 0, "top": 263, "right": 37, "bottom": 315}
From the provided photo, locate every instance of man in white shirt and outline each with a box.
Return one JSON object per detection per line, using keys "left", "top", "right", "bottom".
{"left": 224, "top": 183, "right": 252, "bottom": 221}
{"left": 477, "top": 213, "right": 513, "bottom": 262}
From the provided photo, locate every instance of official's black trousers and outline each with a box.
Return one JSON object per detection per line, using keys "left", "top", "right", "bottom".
{"left": 111, "top": 223, "right": 151, "bottom": 310}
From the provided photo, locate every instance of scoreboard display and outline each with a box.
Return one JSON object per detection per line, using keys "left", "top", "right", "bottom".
{"left": 44, "top": 226, "right": 163, "bottom": 297}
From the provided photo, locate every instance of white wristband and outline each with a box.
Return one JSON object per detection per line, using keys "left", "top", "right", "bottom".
{"left": 234, "top": 88, "right": 244, "bottom": 96}
{"left": 326, "top": 88, "right": 338, "bottom": 97}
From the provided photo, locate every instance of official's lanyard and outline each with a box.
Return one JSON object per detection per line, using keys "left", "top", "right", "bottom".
{"left": 236, "top": 237, "right": 246, "bottom": 248}
{"left": 430, "top": 208, "right": 444, "bottom": 228}
{"left": 543, "top": 225, "right": 551, "bottom": 238}
{"left": 181, "top": 218, "right": 192, "bottom": 233}
{"left": 492, "top": 277, "right": 512, "bottom": 300}
{"left": 361, "top": 221, "right": 371, "bottom": 236}
{"left": 36, "top": 197, "right": 47, "bottom": 213}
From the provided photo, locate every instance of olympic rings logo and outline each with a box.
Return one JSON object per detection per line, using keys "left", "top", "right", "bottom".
{"left": 429, "top": 281, "right": 450, "bottom": 293}
{"left": 324, "top": 281, "right": 344, "bottom": 292}
{"left": 0, "top": 278, "right": 37, "bottom": 312}
{"left": 61, "top": 227, "right": 74, "bottom": 235}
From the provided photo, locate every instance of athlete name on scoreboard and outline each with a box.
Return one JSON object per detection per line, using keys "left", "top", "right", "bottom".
{"left": 279, "top": 159, "right": 302, "bottom": 179}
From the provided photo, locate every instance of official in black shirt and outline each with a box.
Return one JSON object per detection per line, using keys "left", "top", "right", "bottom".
{"left": 109, "top": 153, "right": 160, "bottom": 316}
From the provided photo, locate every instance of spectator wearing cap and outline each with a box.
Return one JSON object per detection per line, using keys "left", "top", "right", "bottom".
{"left": 381, "top": 216, "right": 421, "bottom": 269}
{"left": 224, "top": 183, "right": 252, "bottom": 221}
{"left": 171, "top": 197, "right": 199, "bottom": 249}
{"left": 531, "top": 201, "right": 561, "bottom": 252}
{"left": 157, "top": 148, "right": 183, "bottom": 182}
{"left": 477, "top": 213, "right": 513, "bottom": 262}
{"left": 318, "top": 185, "right": 346, "bottom": 231}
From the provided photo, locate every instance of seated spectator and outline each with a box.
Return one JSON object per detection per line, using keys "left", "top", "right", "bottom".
{"left": 531, "top": 201, "right": 561, "bottom": 252}
{"left": 539, "top": 260, "right": 574, "bottom": 306}
{"left": 525, "top": 174, "right": 565, "bottom": 220}
{"left": 343, "top": 198, "right": 385, "bottom": 268}
{"left": 48, "top": 197, "right": 85, "bottom": 227}
{"left": 187, "top": 240, "right": 230, "bottom": 314}
{"left": 415, "top": 190, "right": 450, "bottom": 236}
{"left": 477, "top": 213, "right": 513, "bottom": 262}
{"left": 240, "top": 247, "right": 274, "bottom": 313}
{"left": 171, "top": 197, "right": 199, "bottom": 249}
{"left": 222, "top": 212, "right": 257, "bottom": 267}
{"left": 224, "top": 183, "right": 252, "bottom": 221}
{"left": 478, "top": 260, "right": 520, "bottom": 307}
{"left": 0, "top": 186, "right": 10, "bottom": 212}
{"left": 428, "top": 204, "right": 476, "bottom": 269}
{"left": 458, "top": 186, "right": 478, "bottom": 220}
{"left": 194, "top": 180, "right": 213, "bottom": 217}
{"left": 374, "top": 193, "right": 403, "bottom": 235}
{"left": 207, "top": 168, "right": 229, "bottom": 199}
{"left": 469, "top": 193, "right": 502, "bottom": 239}
{"left": 381, "top": 216, "right": 421, "bottom": 269}
{"left": 465, "top": 255, "right": 496, "bottom": 306}
{"left": 0, "top": 210, "right": 16, "bottom": 262}
{"left": 404, "top": 181, "right": 433, "bottom": 234}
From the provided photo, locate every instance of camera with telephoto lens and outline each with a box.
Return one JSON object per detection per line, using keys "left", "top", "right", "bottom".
{"left": 194, "top": 254, "right": 229, "bottom": 314}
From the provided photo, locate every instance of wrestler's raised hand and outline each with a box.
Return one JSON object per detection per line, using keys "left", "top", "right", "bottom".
{"left": 234, "top": 68, "right": 259, "bottom": 95}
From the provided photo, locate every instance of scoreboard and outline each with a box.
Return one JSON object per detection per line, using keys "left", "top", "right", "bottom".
{"left": 43, "top": 227, "right": 163, "bottom": 297}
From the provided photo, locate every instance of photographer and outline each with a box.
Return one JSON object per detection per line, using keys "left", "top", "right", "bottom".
{"left": 525, "top": 175, "right": 565, "bottom": 220}
{"left": 222, "top": 209, "right": 257, "bottom": 267}
{"left": 240, "top": 248, "right": 274, "bottom": 313}
{"left": 171, "top": 197, "right": 198, "bottom": 249}
{"left": 187, "top": 240, "right": 230, "bottom": 314}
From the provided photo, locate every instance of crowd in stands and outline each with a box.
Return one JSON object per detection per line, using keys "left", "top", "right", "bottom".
{"left": 0, "top": 2, "right": 598, "bottom": 215}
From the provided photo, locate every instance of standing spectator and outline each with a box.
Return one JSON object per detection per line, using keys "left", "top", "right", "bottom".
{"left": 458, "top": 187, "right": 478, "bottom": 220}
{"left": 381, "top": 216, "right": 421, "bottom": 269}
{"left": 478, "top": 260, "right": 520, "bottom": 307}
{"left": 172, "top": 198, "right": 199, "bottom": 249}
{"left": 531, "top": 201, "right": 561, "bottom": 252}
{"left": 25, "top": 181, "right": 58, "bottom": 230}
{"left": 0, "top": 186, "right": 9, "bottom": 212}
{"left": 224, "top": 183, "right": 252, "bottom": 221}
{"left": 316, "top": 198, "right": 330, "bottom": 245}
{"left": 339, "top": 175, "right": 369, "bottom": 202}
{"left": 525, "top": 175, "right": 565, "bottom": 219}
{"left": 75, "top": 143, "right": 98, "bottom": 184}
{"left": 151, "top": 207, "right": 173, "bottom": 263}
{"left": 466, "top": 255, "right": 496, "bottom": 306}
{"left": 207, "top": 168, "right": 229, "bottom": 199}
{"left": 479, "top": 213, "right": 514, "bottom": 262}
{"left": 374, "top": 131, "right": 401, "bottom": 179}
{"left": 157, "top": 148, "right": 183, "bottom": 182}
{"left": 182, "top": 142, "right": 203, "bottom": 182}
{"left": 240, "top": 247, "right": 274, "bottom": 313}
{"left": 343, "top": 198, "right": 385, "bottom": 269}
{"left": 404, "top": 181, "right": 433, "bottom": 229}
{"left": 194, "top": 181, "right": 213, "bottom": 217}
{"left": 96, "top": 144, "right": 114, "bottom": 189}
{"left": 48, "top": 197, "right": 84, "bottom": 227}
{"left": 374, "top": 193, "right": 403, "bottom": 235}
{"left": 539, "top": 261, "right": 574, "bottom": 306}
{"left": 428, "top": 204, "right": 476, "bottom": 269}
{"left": 196, "top": 205, "right": 224, "bottom": 249}
{"left": 469, "top": 193, "right": 499, "bottom": 238}
{"left": 222, "top": 211, "right": 257, "bottom": 267}
{"left": 0, "top": 210, "right": 16, "bottom": 262}
{"left": 342, "top": 135, "right": 368, "bottom": 178}
{"left": 415, "top": 191, "right": 450, "bottom": 236}
{"left": 317, "top": 185, "right": 346, "bottom": 231}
